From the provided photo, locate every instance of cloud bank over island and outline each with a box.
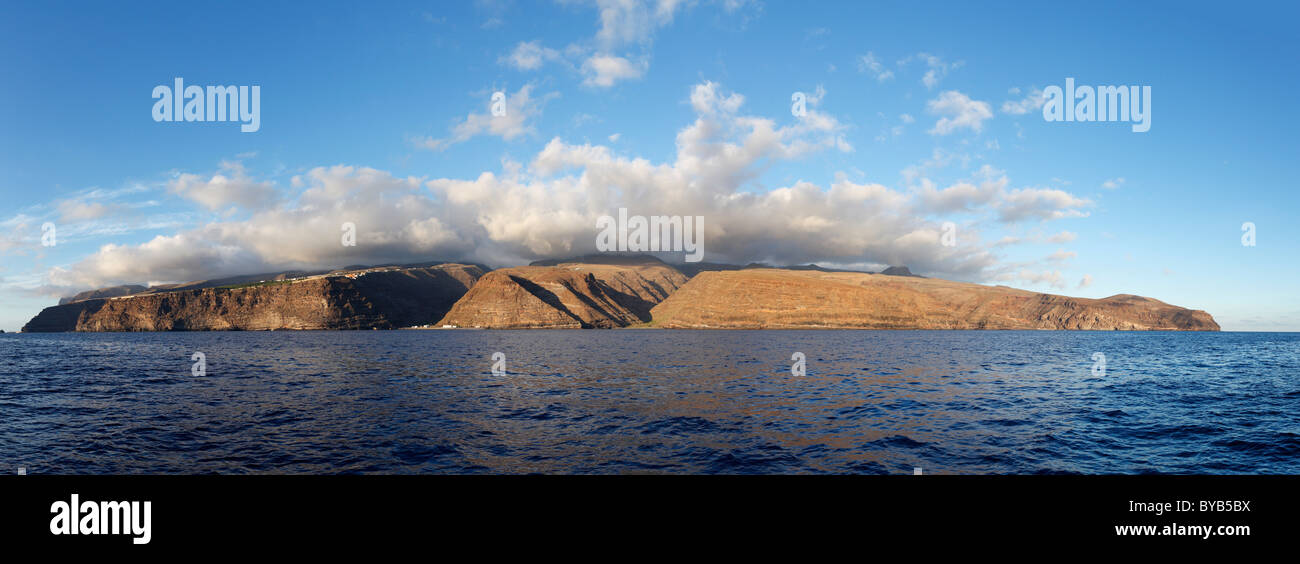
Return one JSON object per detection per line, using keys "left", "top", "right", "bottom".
{"left": 41, "top": 80, "right": 1090, "bottom": 295}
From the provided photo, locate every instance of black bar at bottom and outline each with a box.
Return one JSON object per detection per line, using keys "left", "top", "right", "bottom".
{"left": 1, "top": 475, "right": 1287, "bottom": 552}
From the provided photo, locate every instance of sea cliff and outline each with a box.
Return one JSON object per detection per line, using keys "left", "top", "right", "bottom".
{"left": 21, "top": 264, "right": 483, "bottom": 332}
{"left": 649, "top": 269, "right": 1219, "bottom": 330}
{"left": 21, "top": 259, "right": 1219, "bottom": 332}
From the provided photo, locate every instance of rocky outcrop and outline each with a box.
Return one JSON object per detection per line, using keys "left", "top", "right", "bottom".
{"left": 649, "top": 269, "right": 1219, "bottom": 331}
{"left": 879, "top": 266, "right": 921, "bottom": 277}
{"left": 436, "top": 258, "right": 688, "bottom": 328}
{"left": 22, "top": 264, "right": 484, "bottom": 332}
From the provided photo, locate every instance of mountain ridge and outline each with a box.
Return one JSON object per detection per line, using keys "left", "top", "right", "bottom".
{"left": 23, "top": 263, "right": 485, "bottom": 332}
{"left": 21, "top": 257, "right": 1218, "bottom": 332}
{"left": 649, "top": 268, "right": 1219, "bottom": 331}
{"left": 436, "top": 258, "right": 688, "bottom": 329}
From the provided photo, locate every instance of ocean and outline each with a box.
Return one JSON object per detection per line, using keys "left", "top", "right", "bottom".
{"left": 1, "top": 330, "right": 1296, "bottom": 474}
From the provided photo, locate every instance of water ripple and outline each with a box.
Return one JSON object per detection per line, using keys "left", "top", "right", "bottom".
{"left": 0, "top": 330, "right": 1297, "bottom": 474}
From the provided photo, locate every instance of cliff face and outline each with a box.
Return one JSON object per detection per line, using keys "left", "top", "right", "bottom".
{"left": 23, "top": 259, "right": 1220, "bottom": 332}
{"left": 649, "top": 269, "right": 1219, "bottom": 331}
{"left": 435, "top": 259, "right": 688, "bottom": 328}
{"left": 22, "top": 264, "right": 484, "bottom": 332}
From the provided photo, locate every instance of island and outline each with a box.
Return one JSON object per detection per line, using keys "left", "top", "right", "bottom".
{"left": 20, "top": 256, "right": 1218, "bottom": 332}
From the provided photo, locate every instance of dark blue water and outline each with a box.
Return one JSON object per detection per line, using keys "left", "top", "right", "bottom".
{"left": 1, "top": 330, "right": 1296, "bottom": 474}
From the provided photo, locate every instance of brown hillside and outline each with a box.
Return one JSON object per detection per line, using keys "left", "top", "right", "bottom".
{"left": 22, "top": 264, "right": 484, "bottom": 332}
{"left": 648, "top": 269, "right": 1219, "bottom": 331}
{"left": 435, "top": 259, "right": 688, "bottom": 329}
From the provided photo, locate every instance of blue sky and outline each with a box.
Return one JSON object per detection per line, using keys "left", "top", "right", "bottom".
{"left": 1, "top": 0, "right": 1297, "bottom": 331}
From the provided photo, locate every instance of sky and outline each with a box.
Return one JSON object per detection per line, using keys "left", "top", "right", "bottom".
{"left": 1, "top": 0, "right": 1297, "bottom": 332}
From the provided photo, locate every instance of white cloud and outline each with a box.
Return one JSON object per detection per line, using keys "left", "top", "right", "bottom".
{"left": 1018, "top": 269, "right": 1067, "bottom": 289}
{"left": 474, "top": 0, "right": 510, "bottom": 28}
{"left": 997, "top": 187, "right": 1091, "bottom": 222}
{"left": 916, "top": 177, "right": 1002, "bottom": 214}
{"left": 690, "top": 80, "right": 744, "bottom": 114}
{"left": 1078, "top": 274, "right": 1094, "bottom": 288}
{"left": 48, "top": 82, "right": 977, "bottom": 289}
{"left": 900, "top": 52, "right": 962, "bottom": 89}
{"left": 44, "top": 184, "right": 155, "bottom": 226}
{"left": 718, "top": 0, "right": 753, "bottom": 13}
{"left": 502, "top": 41, "right": 564, "bottom": 70}
{"left": 57, "top": 200, "right": 113, "bottom": 222}
{"left": 593, "top": 0, "right": 683, "bottom": 48}
{"left": 857, "top": 52, "right": 894, "bottom": 81}
{"left": 581, "top": 54, "right": 647, "bottom": 87}
{"left": 1001, "top": 87, "right": 1047, "bottom": 115}
{"left": 992, "top": 230, "right": 1078, "bottom": 247}
{"left": 48, "top": 165, "right": 460, "bottom": 289}
{"left": 1102, "top": 177, "right": 1126, "bottom": 190}
{"left": 927, "top": 91, "right": 993, "bottom": 135}
{"left": 167, "top": 161, "right": 278, "bottom": 211}
{"left": 804, "top": 84, "right": 826, "bottom": 106}
{"left": 901, "top": 148, "right": 970, "bottom": 185}
{"left": 419, "top": 85, "right": 553, "bottom": 150}
{"left": 498, "top": 1, "right": 753, "bottom": 90}
{"left": 1047, "top": 248, "right": 1076, "bottom": 262}
{"left": 911, "top": 166, "right": 1089, "bottom": 226}
{"left": 44, "top": 81, "right": 1091, "bottom": 297}
{"left": 1047, "top": 230, "right": 1077, "bottom": 243}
